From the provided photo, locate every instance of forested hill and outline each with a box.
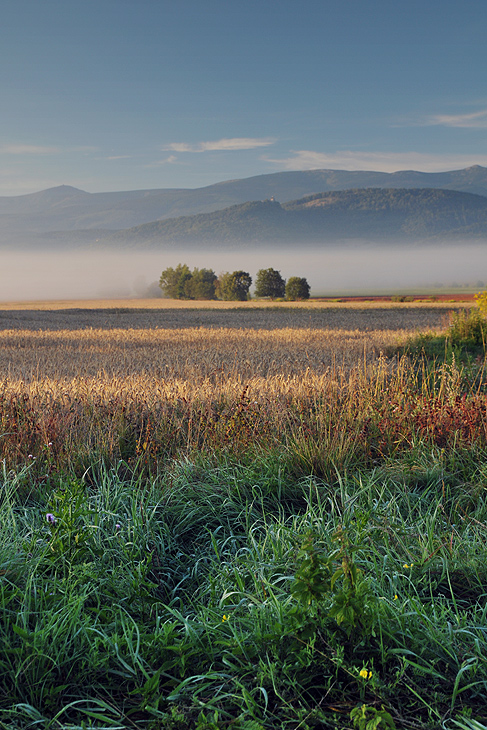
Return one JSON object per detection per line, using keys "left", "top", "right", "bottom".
{"left": 2, "top": 165, "right": 487, "bottom": 246}
{"left": 101, "top": 187, "right": 487, "bottom": 248}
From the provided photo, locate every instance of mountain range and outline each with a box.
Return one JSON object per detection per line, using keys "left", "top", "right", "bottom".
{"left": 101, "top": 188, "right": 487, "bottom": 249}
{"left": 3, "top": 165, "right": 487, "bottom": 248}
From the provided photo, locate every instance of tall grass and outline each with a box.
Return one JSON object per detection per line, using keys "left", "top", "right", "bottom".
{"left": 403, "top": 307, "right": 487, "bottom": 363}
{"left": 0, "top": 354, "right": 486, "bottom": 485}
{"left": 1, "top": 456, "right": 487, "bottom": 728}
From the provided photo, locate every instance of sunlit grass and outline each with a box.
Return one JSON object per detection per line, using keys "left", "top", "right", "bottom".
{"left": 0, "top": 297, "right": 475, "bottom": 310}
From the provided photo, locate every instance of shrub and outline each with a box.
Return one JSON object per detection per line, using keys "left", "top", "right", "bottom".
{"left": 474, "top": 289, "right": 487, "bottom": 315}
{"left": 448, "top": 308, "right": 487, "bottom": 347}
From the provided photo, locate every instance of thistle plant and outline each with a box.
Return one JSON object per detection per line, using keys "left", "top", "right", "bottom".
{"left": 41, "top": 480, "right": 95, "bottom": 565}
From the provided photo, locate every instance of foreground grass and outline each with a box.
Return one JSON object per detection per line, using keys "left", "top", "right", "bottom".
{"left": 1, "top": 448, "right": 487, "bottom": 729}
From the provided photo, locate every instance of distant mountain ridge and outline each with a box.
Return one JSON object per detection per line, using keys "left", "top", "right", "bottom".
{"left": 98, "top": 187, "right": 487, "bottom": 249}
{"left": 2, "top": 164, "right": 487, "bottom": 247}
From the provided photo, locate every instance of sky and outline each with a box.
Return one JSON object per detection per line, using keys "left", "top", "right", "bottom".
{"left": 1, "top": 0, "right": 487, "bottom": 196}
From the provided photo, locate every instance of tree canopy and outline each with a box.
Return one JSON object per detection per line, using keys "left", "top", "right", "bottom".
{"left": 159, "top": 263, "right": 192, "bottom": 299}
{"left": 285, "top": 276, "right": 310, "bottom": 301}
{"left": 185, "top": 268, "right": 217, "bottom": 300}
{"left": 160, "top": 263, "right": 310, "bottom": 301}
{"left": 254, "top": 268, "right": 286, "bottom": 299}
{"left": 216, "top": 270, "right": 252, "bottom": 301}
{"left": 159, "top": 264, "right": 216, "bottom": 300}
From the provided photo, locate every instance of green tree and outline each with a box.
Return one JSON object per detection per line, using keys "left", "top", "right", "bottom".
{"left": 255, "top": 268, "right": 286, "bottom": 300}
{"left": 159, "top": 263, "right": 192, "bottom": 299}
{"left": 185, "top": 268, "right": 217, "bottom": 300}
{"left": 286, "top": 276, "right": 310, "bottom": 301}
{"left": 216, "top": 270, "right": 252, "bottom": 301}
{"left": 159, "top": 265, "right": 217, "bottom": 300}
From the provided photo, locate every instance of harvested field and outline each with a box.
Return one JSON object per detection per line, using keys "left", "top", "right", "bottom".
{"left": 0, "top": 301, "right": 463, "bottom": 332}
{"left": 0, "top": 302, "right": 461, "bottom": 381}
{"left": 0, "top": 326, "right": 399, "bottom": 380}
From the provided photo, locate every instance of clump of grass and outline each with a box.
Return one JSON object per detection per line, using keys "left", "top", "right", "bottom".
{"left": 402, "top": 307, "right": 487, "bottom": 362}
{"left": 448, "top": 307, "right": 487, "bottom": 347}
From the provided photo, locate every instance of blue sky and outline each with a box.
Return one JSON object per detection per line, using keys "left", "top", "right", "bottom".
{"left": 1, "top": 0, "right": 487, "bottom": 195}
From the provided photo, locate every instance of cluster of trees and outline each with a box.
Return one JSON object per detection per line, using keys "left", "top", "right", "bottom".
{"left": 159, "top": 265, "right": 310, "bottom": 301}
{"left": 158, "top": 265, "right": 252, "bottom": 301}
{"left": 254, "top": 268, "right": 310, "bottom": 301}
{"left": 158, "top": 264, "right": 217, "bottom": 300}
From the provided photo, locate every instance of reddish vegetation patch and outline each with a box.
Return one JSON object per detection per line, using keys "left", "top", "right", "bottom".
{"left": 315, "top": 293, "right": 476, "bottom": 303}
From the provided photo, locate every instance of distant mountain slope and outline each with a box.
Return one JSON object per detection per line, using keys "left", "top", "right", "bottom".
{"left": 100, "top": 188, "right": 487, "bottom": 249}
{"left": 207, "top": 164, "right": 487, "bottom": 202}
{"left": 2, "top": 165, "right": 487, "bottom": 245}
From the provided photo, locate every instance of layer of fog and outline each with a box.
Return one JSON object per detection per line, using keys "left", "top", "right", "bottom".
{"left": 1, "top": 243, "right": 486, "bottom": 301}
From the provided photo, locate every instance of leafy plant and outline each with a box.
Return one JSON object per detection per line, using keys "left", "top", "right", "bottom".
{"left": 41, "top": 479, "right": 95, "bottom": 565}
{"left": 447, "top": 307, "right": 487, "bottom": 347}
{"left": 474, "top": 289, "right": 487, "bottom": 315}
{"left": 291, "top": 525, "right": 374, "bottom": 638}
{"left": 350, "top": 704, "right": 396, "bottom": 730}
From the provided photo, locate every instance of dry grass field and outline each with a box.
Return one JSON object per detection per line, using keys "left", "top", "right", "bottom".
{"left": 0, "top": 299, "right": 461, "bottom": 373}
{"left": 0, "top": 299, "right": 472, "bottom": 475}
{"left": 0, "top": 296, "right": 475, "bottom": 310}
{"left": 0, "top": 299, "right": 460, "bottom": 393}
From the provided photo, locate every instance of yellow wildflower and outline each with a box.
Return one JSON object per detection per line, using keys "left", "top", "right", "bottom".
{"left": 222, "top": 614, "right": 229, "bottom": 622}
{"left": 394, "top": 594, "right": 398, "bottom": 601}
{"left": 359, "top": 669, "right": 372, "bottom": 680}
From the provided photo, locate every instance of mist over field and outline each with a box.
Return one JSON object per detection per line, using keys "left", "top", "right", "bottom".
{"left": 1, "top": 243, "right": 486, "bottom": 301}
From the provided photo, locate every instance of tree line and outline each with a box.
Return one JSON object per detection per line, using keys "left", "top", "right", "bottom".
{"left": 159, "top": 264, "right": 310, "bottom": 301}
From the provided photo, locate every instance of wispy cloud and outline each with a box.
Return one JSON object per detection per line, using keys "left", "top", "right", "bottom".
{"left": 105, "top": 155, "right": 133, "bottom": 161}
{"left": 144, "top": 155, "right": 182, "bottom": 168}
{"left": 200, "top": 137, "right": 276, "bottom": 151}
{"left": 425, "top": 109, "right": 487, "bottom": 128}
{"left": 265, "top": 149, "right": 487, "bottom": 173}
{"left": 163, "top": 137, "right": 276, "bottom": 153}
{"left": 0, "top": 144, "right": 60, "bottom": 155}
{"left": 163, "top": 143, "right": 194, "bottom": 153}
{"left": 0, "top": 144, "right": 99, "bottom": 157}
{"left": 398, "top": 108, "right": 487, "bottom": 129}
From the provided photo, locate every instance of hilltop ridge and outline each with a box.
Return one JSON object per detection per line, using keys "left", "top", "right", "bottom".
{"left": 1, "top": 165, "right": 487, "bottom": 247}
{"left": 91, "top": 187, "right": 487, "bottom": 249}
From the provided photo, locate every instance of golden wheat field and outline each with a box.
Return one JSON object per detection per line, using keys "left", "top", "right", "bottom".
{"left": 0, "top": 299, "right": 460, "bottom": 384}
{"left": 0, "top": 299, "right": 469, "bottom": 470}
